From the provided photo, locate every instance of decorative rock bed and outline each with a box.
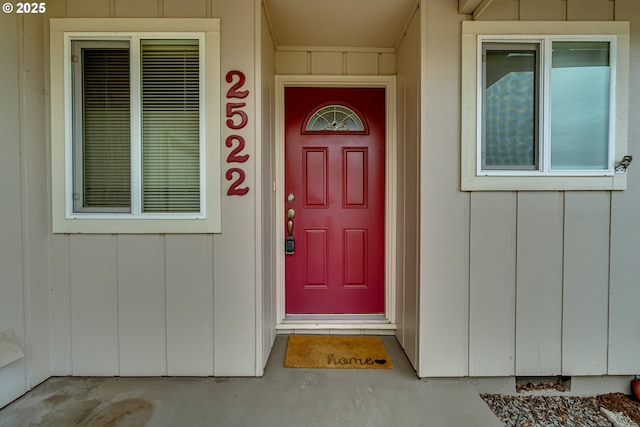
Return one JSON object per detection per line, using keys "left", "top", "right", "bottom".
{"left": 481, "top": 392, "right": 640, "bottom": 427}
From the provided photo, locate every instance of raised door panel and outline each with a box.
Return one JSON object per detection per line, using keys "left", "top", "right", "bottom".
{"left": 343, "top": 228, "right": 368, "bottom": 287}
{"left": 304, "top": 229, "right": 328, "bottom": 287}
{"left": 303, "top": 148, "right": 328, "bottom": 207}
{"left": 344, "top": 148, "right": 368, "bottom": 208}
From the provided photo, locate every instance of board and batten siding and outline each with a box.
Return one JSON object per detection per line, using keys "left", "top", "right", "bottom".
{"left": 50, "top": 234, "right": 217, "bottom": 377}
{"left": 609, "top": 0, "right": 640, "bottom": 375}
{"left": 419, "top": 0, "right": 470, "bottom": 377}
{"left": 0, "top": 10, "right": 51, "bottom": 407}
{"left": 260, "top": 3, "right": 278, "bottom": 368}
{"left": 395, "top": 4, "right": 421, "bottom": 370}
{"left": 46, "top": 0, "right": 260, "bottom": 378}
{"left": 0, "top": 12, "right": 29, "bottom": 408}
{"left": 419, "top": 0, "right": 640, "bottom": 378}
{"left": 3, "top": 1, "right": 640, "bottom": 408}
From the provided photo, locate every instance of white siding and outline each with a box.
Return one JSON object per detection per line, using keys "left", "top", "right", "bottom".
{"left": 608, "top": 0, "right": 640, "bottom": 375}
{"left": 276, "top": 50, "right": 395, "bottom": 76}
{"left": 0, "top": 12, "right": 27, "bottom": 408}
{"left": 310, "top": 52, "right": 342, "bottom": 74}
{"left": 1, "top": 0, "right": 640, "bottom": 402}
{"left": 0, "top": 11, "right": 52, "bottom": 406}
{"left": 520, "top": 0, "right": 565, "bottom": 20}
{"left": 48, "top": 235, "right": 72, "bottom": 375}
{"left": 457, "top": 0, "right": 640, "bottom": 379}
{"left": 395, "top": 7, "right": 421, "bottom": 369}
{"left": 166, "top": 236, "right": 214, "bottom": 376}
{"left": 117, "top": 236, "right": 167, "bottom": 376}
{"left": 21, "top": 13, "right": 51, "bottom": 388}
{"left": 69, "top": 236, "right": 119, "bottom": 376}
{"left": 346, "top": 52, "right": 380, "bottom": 75}
{"left": 419, "top": 0, "right": 470, "bottom": 377}
{"left": 66, "top": 0, "right": 110, "bottom": 17}
{"left": 213, "top": 0, "right": 258, "bottom": 376}
{"left": 567, "top": 0, "right": 612, "bottom": 20}
{"left": 469, "top": 193, "right": 516, "bottom": 376}
{"left": 515, "top": 193, "right": 564, "bottom": 376}
{"left": 562, "top": 192, "right": 610, "bottom": 375}
{"left": 260, "top": 5, "right": 278, "bottom": 370}
{"left": 44, "top": 0, "right": 260, "bottom": 378}
{"left": 163, "top": 0, "right": 208, "bottom": 17}
{"left": 114, "top": 0, "right": 159, "bottom": 18}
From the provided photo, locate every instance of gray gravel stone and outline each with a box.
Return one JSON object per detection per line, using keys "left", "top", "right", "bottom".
{"left": 481, "top": 394, "right": 614, "bottom": 427}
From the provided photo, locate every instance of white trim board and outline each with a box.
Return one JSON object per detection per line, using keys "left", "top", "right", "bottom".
{"left": 274, "top": 75, "right": 398, "bottom": 330}
{"left": 277, "top": 315, "right": 396, "bottom": 335}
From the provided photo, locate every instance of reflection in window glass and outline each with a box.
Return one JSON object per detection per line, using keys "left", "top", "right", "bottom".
{"left": 550, "top": 42, "right": 610, "bottom": 170}
{"left": 483, "top": 44, "right": 538, "bottom": 169}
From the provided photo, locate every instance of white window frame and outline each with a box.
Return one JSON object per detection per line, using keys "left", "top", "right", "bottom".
{"left": 461, "top": 21, "right": 630, "bottom": 191}
{"left": 50, "top": 18, "right": 221, "bottom": 233}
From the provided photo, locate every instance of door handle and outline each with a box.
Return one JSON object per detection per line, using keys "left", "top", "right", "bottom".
{"left": 285, "top": 208, "right": 295, "bottom": 255}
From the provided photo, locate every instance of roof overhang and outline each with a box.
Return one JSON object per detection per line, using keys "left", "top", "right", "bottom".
{"left": 459, "top": 0, "right": 495, "bottom": 19}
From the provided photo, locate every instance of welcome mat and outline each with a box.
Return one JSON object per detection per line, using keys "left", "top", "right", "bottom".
{"left": 284, "top": 335, "right": 392, "bottom": 369}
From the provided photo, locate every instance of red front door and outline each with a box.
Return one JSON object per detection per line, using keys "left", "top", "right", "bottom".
{"left": 285, "top": 87, "right": 385, "bottom": 314}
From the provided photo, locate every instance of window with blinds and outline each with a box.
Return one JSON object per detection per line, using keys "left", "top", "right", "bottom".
{"left": 71, "top": 38, "right": 202, "bottom": 215}
{"left": 141, "top": 41, "right": 200, "bottom": 213}
{"left": 75, "top": 42, "right": 131, "bottom": 212}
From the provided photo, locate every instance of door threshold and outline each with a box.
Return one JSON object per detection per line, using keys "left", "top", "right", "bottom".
{"left": 277, "top": 314, "right": 396, "bottom": 335}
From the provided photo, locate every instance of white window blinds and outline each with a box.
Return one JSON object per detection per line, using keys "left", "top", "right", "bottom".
{"left": 73, "top": 39, "right": 201, "bottom": 215}
{"left": 79, "top": 46, "right": 131, "bottom": 211}
{"left": 141, "top": 40, "right": 200, "bottom": 213}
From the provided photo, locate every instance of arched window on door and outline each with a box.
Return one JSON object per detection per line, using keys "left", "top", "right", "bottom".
{"left": 303, "top": 102, "right": 368, "bottom": 134}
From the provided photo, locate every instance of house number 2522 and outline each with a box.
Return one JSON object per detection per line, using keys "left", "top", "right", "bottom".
{"left": 225, "top": 70, "right": 249, "bottom": 196}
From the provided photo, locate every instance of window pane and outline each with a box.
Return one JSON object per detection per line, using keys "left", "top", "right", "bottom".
{"left": 550, "top": 42, "right": 610, "bottom": 170}
{"left": 80, "top": 47, "right": 131, "bottom": 210}
{"left": 306, "top": 105, "right": 365, "bottom": 131}
{"left": 483, "top": 44, "right": 538, "bottom": 169}
{"left": 141, "top": 40, "right": 200, "bottom": 213}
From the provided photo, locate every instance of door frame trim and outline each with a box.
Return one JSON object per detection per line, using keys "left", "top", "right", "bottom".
{"left": 274, "top": 75, "right": 397, "bottom": 330}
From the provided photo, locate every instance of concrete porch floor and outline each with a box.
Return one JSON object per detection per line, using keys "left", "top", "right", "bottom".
{"left": 0, "top": 336, "right": 502, "bottom": 426}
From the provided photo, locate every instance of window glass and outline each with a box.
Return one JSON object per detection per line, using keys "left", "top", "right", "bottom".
{"left": 305, "top": 105, "right": 365, "bottom": 132}
{"left": 550, "top": 41, "right": 610, "bottom": 170}
{"left": 72, "top": 39, "right": 202, "bottom": 215}
{"left": 461, "top": 21, "right": 629, "bottom": 191}
{"left": 141, "top": 40, "right": 200, "bottom": 212}
{"left": 483, "top": 44, "right": 538, "bottom": 169}
{"left": 51, "top": 19, "right": 222, "bottom": 233}
{"left": 76, "top": 44, "right": 131, "bottom": 211}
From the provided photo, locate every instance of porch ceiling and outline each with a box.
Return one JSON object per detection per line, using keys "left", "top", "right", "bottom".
{"left": 263, "top": 0, "right": 418, "bottom": 49}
